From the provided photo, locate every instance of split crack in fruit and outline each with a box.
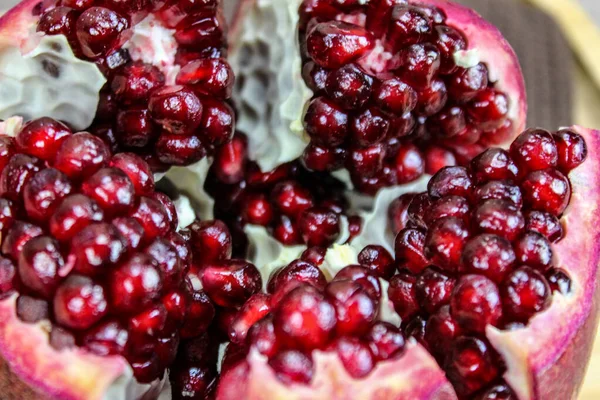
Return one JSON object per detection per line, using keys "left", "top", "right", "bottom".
{"left": 0, "top": 0, "right": 597, "bottom": 400}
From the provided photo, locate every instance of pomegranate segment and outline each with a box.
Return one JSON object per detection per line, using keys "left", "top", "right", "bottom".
{"left": 0, "top": 117, "right": 226, "bottom": 398}
{"left": 0, "top": 0, "right": 235, "bottom": 171}
{"left": 230, "top": 0, "right": 526, "bottom": 195}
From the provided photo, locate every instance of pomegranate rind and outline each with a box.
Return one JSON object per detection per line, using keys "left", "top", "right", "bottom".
{"left": 411, "top": 0, "right": 527, "bottom": 135}
{"left": 487, "top": 127, "right": 600, "bottom": 400}
{"left": 0, "top": 295, "right": 128, "bottom": 400}
{"left": 217, "top": 344, "right": 457, "bottom": 400}
{"left": 0, "top": 0, "right": 38, "bottom": 52}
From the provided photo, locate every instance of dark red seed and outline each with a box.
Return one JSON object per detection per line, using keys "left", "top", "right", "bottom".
{"left": 170, "top": 364, "right": 217, "bottom": 399}
{"left": 325, "top": 64, "right": 372, "bottom": 110}
{"left": 387, "top": 5, "right": 432, "bottom": 50}
{"left": 415, "top": 267, "right": 455, "bottom": 314}
{"left": 0, "top": 256, "right": 16, "bottom": 298}
{"left": 111, "top": 62, "right": 165, "bottom": 104}
{"left": 388, "top": 272, "right": 419, "bottom": 321}
{"left": 179, "top": 289, "right": 215, "bottom": 339}
{"left": 553, "top": 129, "right": 588, "bottom": 172}
{"left": 271, "top": 181, "right": 314, "bottom": 218}
{"left": 333, "top": 265, "right": 381, "bottom": 300}
{"left": 424, "top": 195, "right": 470, "bottom": 226}
{"left": 269, "top": 350, "right": 314, "bottom": 384}
{"left": 424, "top": 305, "right": 461, "bottom": 359}
{"left": 394, "top": 144, "right": 425, "bottom": 184}
{"left": 228, "top": 293, "right": 271, "bottom": 344}
{"left": 54, "top": 133, "right": 111, "bottom": 180}
{"left": 198, "top": 98, "right": 235, "bottom": 147}
{"left": 53, "top": 275, "right": 108, "bottom": 330}
{"left": 358, "top": 245, "right": 395, "bottom": 279}
{"left": 395, "top": 228, "right": 428, "bottom": 274}
{"left": 0, "top": 154, "right": 43, "bottom": 201}
{"left": 306, "top": 21, "right": 374, "bottom": 69}
{"left": 397, "top": 43, "right": 440, "bottom": 88}
{"left": 525, "top": 210, "right": 564, "bottom": 242}
{"left": 248, "top": 315, "right": 279, "bottom": 357}
{"left": 471, "top": 149, "right": 519, "bottom": 184}
{"left": 212, "top": 134, "right": 247, "bottom": 184}
{"left": 155, "top": 133, "right": 206, "bottom": 166}
{"left": 366, "top": 321, "right": 406, "bottom": 361}
{"left": 82, "top": 168, "right": 135, "bottom": 215}
{"left": 82, "top": 319, "right": 129, "bottom": 356}
{"left": 109, "top": 153, "right": 154, "bottom": 195}
{"left": 474, "top": 383, "right": 516, "bottom": 400}
{"left": 2, "top": 221, "right": 43, "bottom": 261}
{"left": 109, "top": 218, "right": 143, "bottom": 255}
{"left": 513, "top": 232, "right": 553, "bottom": 272}
{"left": 188, "top": 220, "right": 232, "bottom": 264}
{"left": 304, "top": 97, "right": 349, "bottom": 147}
{"left": 509, "top": 129, "right": 558, "bottom": 172}
{"left": 546, "top": 268, "right": 572, "bottom": 295}
{"left": 326, "top": 280, "right": 377, "bottom": 336}
{"left": 374, "top": 78, "right": 417, "bottom": 115}
{"left": 108, "top": 254, "right": 163, "bottom": 314}
{"left": 24, "top": 169, "right": 73, "bottom": 222}
{"left": 76, "top": 7, "right": 129, "bottom": 59}
{"left": 521, "top": 169, "right": 571, "bottom": 216}
{"left": 115, "top": 108, "right": 157, "bottom": 148}
{"left": 131, "top": 197, "right": 170, "bottom": 241}
{"left": 447, "top": 64, "right": 489, "bottom": 103}
{"left": 461, "top": 234, "right": 515, "bottom": 283}
{"left": 176, "top": 58, "right": 234, "bottom": 99}
{"left": 473, "top": 181, "right": 523, "bottom": 208}
{"left": 434, "top": 25, "right": 467, "bottom": 74}
{"left": 428, "top": 166, "right": 472, "bottom": 199}
{"left": 147, "top": 238, "right": 183, "bottom": 291}
{"left": 201, "top": 260, "right": 262, "bottom": 308}
{"left": 16, "top": 117, "right": 72, "bottom": 161}
{"left": 451, "top": 275, "right": 503, "bottom": 333}
{"left": 404, "top": 315, "right": 427, "bottom": 347}
{"left": 71, "top": 223, "right": 127, "bottom": 275}
{"left": 298, "top": 207, "right": 340, "bottom": 247}
{"left": 268, "top": 260, "right": 327, "bottom": 295}
{"left": 424, "top": 217, "right": 470, "bottom": 272}
{"left": 350, "top": 108, "right": 390, "bottom": 148}
{"left": 388, "top": 193, "right": 416, "bottom": 235}
{"left": 18, "top": 236, "right": 64, "bottom": 298}
{"left": 415, "top": 78, "right": 448, "bottom": 116}
{"left": 38, "top": 7, "right": 78, "bottom": 38}
{"left": 331, "top": 337, "right": 375, "bottom": 379}
{"left": 50, "top": 194, "right": 104, "bottom": 241}
{"left": 149, "top": 86, "right": 203, "bottom": 135}
{"left": 473, "top": 199, "right": 524, "bottom": 241}
{"left": 501, "top": 266, "right": 551, "bottom": 323}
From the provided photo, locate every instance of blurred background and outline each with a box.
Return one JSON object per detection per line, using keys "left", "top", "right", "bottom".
{"left": 0, "top": 0, "right": 599, "bottom": 398}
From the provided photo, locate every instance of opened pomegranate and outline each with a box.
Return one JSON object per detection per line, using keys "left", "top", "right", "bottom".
{"left": 0, "top": 0, "right": 235, "bottom": 170}
{"left": 215, "top": 126, "right": 599, "bottom": 400}
{"left": 204, "top": 132, "right": 362, "bottom": 252}
{"left": 230, "top": 0, "right": 526, "bottom": 195}
{"left": 0, "top": 116, "right": 241, "bottom": 399}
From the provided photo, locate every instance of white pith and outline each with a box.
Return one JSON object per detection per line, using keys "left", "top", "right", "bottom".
{"left": 163, "top": 158, "right": 215, "bottom": 221}
{"left": 0, "top": 35, "right": 106, "bottom": 131}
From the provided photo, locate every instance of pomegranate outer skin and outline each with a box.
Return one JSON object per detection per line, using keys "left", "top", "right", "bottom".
{"left": 0, "top": 295, "right": 131, "bottom": 400}
{"left": 487, "top": 126, "right": 600, "bottom": 400}
{"left": 0, "top": 0, "right": 39, "bottom": 53}
{"left": 217, "top": 344, "right": 457, "bottom": 400}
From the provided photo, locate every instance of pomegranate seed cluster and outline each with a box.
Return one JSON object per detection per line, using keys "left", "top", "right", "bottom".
{"left": 36, "top": 0, "right": 235, "bottom": 170}
{"left": 0, "top": 117, "right": 233, "bottom": 384}
{"left": 386, "top": 128, "right": 585, "bottom": 398}
{"left": 205, "top": 133, "right": 362, "bottom": 252}
{"left": 298, "top": 0, "right": 514, "bottom": 194}
{"left": 218, "top": 246, "right": 407, "bottom": 386}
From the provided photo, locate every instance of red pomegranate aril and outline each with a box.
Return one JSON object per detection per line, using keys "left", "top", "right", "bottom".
{"left": 374, "top": 78, "right": 417, "bottom": 115}
{"left": 451, "top": 274, "right": 502, "bottom": 333}
{"left": 326, "top": 280, "right": 377, "bottom": 336}
{"left": 404, "top": 315, "right": 427, "bottom": 347}
{"left": 473, "top": 181, "right": 523, "bottom": 208}
{"left": 270, "top": 181, "right": 314, "bottom": 218}
{"left": 199, "top": 98, "right": 235, "bottom": 146}
{"left": 553, "top": 129, "right": 588, "bottom": 172}
{"left": 170, "top": 364, "right": 217, "bottom": 400}
{"left": 150, "top": 192, "right": 178, "bottom": 230}
{"left": 50, "top": 194, "right": 104, "bottom": 241}
{"left": 0, "top": 136, "right": 15, "bottom": 172}
{"left": 470, "top": 149, "right": 519, "bottom": 184}
{"left": 350, "top": 108, "right": 390, "bottom": 148}
{"left": 473, "top": 199, "right": 525, "bottom": 241}
{"left": 127, "top": 354, "right": 161, "bottom": 384}
{"left": 546, "top": 268, "right": 572, "bottom": 295}
{"left": 274, "top": 285, "right": 336, "bottom": 351}
{"left": 176, "top": 58, "right": 234, "bottom": 100}
{"left": 269, "top": 350, "right": 314, "bottom": 385}
{"left": 18, "top": 236, "right": 64, "bottom": 299}
{"left": 75, "top": 7, "right": 129, "bottom": 59}
{"left": 188, "top": 220, "right": 232, "bottom": 264}
{"left": 513, "top": 232, "right": 553, "bottom": 272}
{"left": 445, "top": 336, "right": 501, "bottom": 397}
{"left": 387, "top": 5, "right": 432, "bottom": 50}
{"left": 428, "top": 166, "right": 472, "bottom": 199}
{"left": 425, "top": 305, "right": 461, "bottom": 359}
{"left": 115, "top": 108, "right": 157, "bottom": 148}
{"left": 447, "top": 64, "right": 489, "bottom": 104}
{"left": 509, "top": 129, "right": 558, "bottom": 172}
{"left": 398, "top": 43, "right": 441, "bottom": 88}
{"left": 156, "top": 334, "right": 180, "bottom": 368}
{"left": 304, "top": 97, "right": 349, "bottom": 147}
{"left": 109, "top": 153, "right": 154, "bottom": 195}
{"left": 388, "top": 193, "right": 415, "bottom": 235}
{"left": 388, "top": 272, "right": 419, "bottom": 321}
{"left": 521, "top": 169, "right": 571, "bottom": 216}
{"left": 248, "top": 315, "right": 279, "bottom": 358}
{"left": 131, "top": 196, "right": 170, "bottom": 241}
{"left": 0, "top": 256, "right": 16, "bottom": 298}
{"left": 82, "top": 319, "right": 129, "bottom": 356}
{"left": 424, "top": 217, "right": 470, "bottom": 272}
{"left": 108, "top": 254, "right": 163, "bottom": 314}
{"left": 358, "top": 245, "right": 395, "bottom": 279}
{"left": 173, "top": 13, "right": 226, "bottom": 49}
{"left": 0, "top": 198, "right": 16, "bottom": 237}
{"left": 501, "top": 266, "right": 551, "bottom": 323}
{"left": 395, "top": 228, "right": 428, "bottom": 274}
{"left": 53, "top": 275, "right": 107, "bottom": 330}
{"left": 366, "top": 321, "right": 406, "bottom": 361}
{"left": 179, "top": 289, "right": 215, "bottom": 339}
{"left": 415, "top": 78, "right": 448, "bottom": 116}
{"left": 523, "top": 211, "right": 564, "bottom": 245}
{"left": 326, "top": 63, "right": 374, "bottom": 111}
{"left": 301, "top": 247, "right": 327, "bottom": 267}
{"left": 0, "top": 154, "right": 44, "bottom": 201}
{"left": 306, "top": 21, "right": 374, "bottom": 69}
{"left": 146, "top": 239, "right": 182, "bottom": 291}
{"left": 348, "top": 144, "right": 385, "bottom": 178}
{"left": 111, "top": 62, "right": 165, "bottom": 105}
{"left": 268, "top": 260, "right": 327, "bottom": 294}
{"left": 148, "top": 86, "right": 203, "bottom": 135}
{"left": 302, "top": 61, "right": 329, "bottom": 93}
{"left": 37, "top": 7, "right": 78, "bottom": 39}
{"left": 201, "top": 260, "right": 262, "bottom": 308}
{"left": 81, "top": 168, "right": 135, "bottom": 215}
{"left": 16, "top": 117, "right": 72, "bottom": 161}
{"left": 24, "top": 168, "right": 73, "bottom": 222}
{"left": 240, "top": 193, "right": 274, "bottom": 226}
{"left": 331, "top": 337, "right": 375, "bottom": 379}
{"left": 111, "top": 217, "right": 144, "bottom": 253}
{"left": 394, "top": 143, "right": 425, "bottom": 184}
{"left": 434, "top": 25, "right": 467, "bottom": 74}
{"left": 16, "top": 295, "right": 49, "bottom": 323}
{"left": 155, "top": 133, "right": 206, "bottom": 166}
{"left": 212, "top": 134, "right": 247, "bottom": 184}
{"left": 428, "top": 106, "right": 467, "bottom": 138}
{"left": 54, "top": 133, "right": 111, "bottom": 180}
{"left": 415, "top": 267, "right": 455, "bottom": 314}
{"left": 474, "top": 383, "right": 516, "bottom": 400}
{"left": 272, "top": 215, "right": 303, "bottom": 245}
{"left": 333, "top": 265, "right": 381, "bottom": 300}
{"left": 461, "top": 234, "right": 516, "bottom": 283}
{"left": 229, "top": 293, "right": 271, "bottom": 344}
{"left": 2, "top": 221, "right": 43, "bottom": 261}
{"left": 129, "top": 304, "right": 168, "bottom": 351}
{"left": 424, "top": 195, "right": 470, "bottom": 226}
{"left": 298, "top": 207, "right": 340, "bottom": 247}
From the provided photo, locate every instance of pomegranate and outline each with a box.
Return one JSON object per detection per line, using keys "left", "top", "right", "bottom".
{"left": 0, "top": 116, "right": 234, "bottom": 399}
{"left": 214, "top": 126, "right": 599, "bottom": 400}
{"left": 0, "top": 0, "right": 235, "bottom": 170}
{"left": 229, "top": 0, "right": 526, "bottom": 195}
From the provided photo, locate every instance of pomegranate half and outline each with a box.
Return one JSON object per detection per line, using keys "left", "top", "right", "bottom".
{"left": 229, "top": 0, "right": 527, "bottom": 195}
{"left": 216, "top": 126, "right": 600, "bottom": 400}
{"left": 0, "top": 0, "right": 235, "bottom": 171}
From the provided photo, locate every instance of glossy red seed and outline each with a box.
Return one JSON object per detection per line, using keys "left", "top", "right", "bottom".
{"left": 428, "top": 166, "right": 472, "bottom": 199}
{"left": 387, "top": 5, "right": 432, "bottom": 50}
{"left": 149, "top": 86, "right": 203, "bottom": 135}
{"left": 416, "top": 267, "right": 455, "bottom": 314}
{"left": 38, "top": 6, "right": 78, "bottom": 38}
{"left": 553, "top": 129, "right": 588, "bottom": 172}
{"left": 304, "top": 97, "right": 349, "bottom": 147}
{"left": 248, "top": 315, "right": 279, "bottom": 357}
{"left": 176, "top": 58, "right": 234, "bottom": 99}
{"left": 54, "top": 133, "right": 111, "bottom": 180}
{"left": 82, "top": 319, "right": 129, "bottom": 356}
{"left": 331, "top": 337, "right": 375, "bottom": 378}
{"left": 18, "top": 236, "right": 64, "bottom": 298}
{"left": 271, "top": 181, "right": 314, "bottom": 218}
{"left": 366, "top": 321, "right": 405, "bottom": 361}
{"left": 24, "top": 169, "right": 73, "bottom": 222}
{"left": 229, "top": 293, "right": 271, "bottom": 344}
{"left": 473, "top": 199, "right": 525, "bottom": 241}
{"left": 201, "top": 260, "right": 262, "bottom": 308}
{"left": 179, "top": 289, "right": 215, "bottom": 339}
{"left": 501, "top": 266, "right": 551, "bottom": 323}
{"left": 0, "top": 154, "right": 43, "bottom": 201}
{"left": 509, "top": 129, "right": 558, "bottom": 172}
{"left": 398, "top": 43, "right": 440, "bottom": 88}
{"left": 473, "top": 180, "right": 523, "bottom": 208}
{"left": 424, "top": 305, "right": 461, "bottom": 359}
{"left": 16, "top": 117, "right": 72, "bottom": 161}
{"left": 447, "top": 64, "right": 489, "bottom": 103}
{"left": 394, "top": 143, "right": 425, "bottom": 184}
{"left": 108, "top": 254, "right": 163, "bottom": 314}
{"left": 461, "top": 234, "right": 515, "bottom": 283}
{"left": 111, "top": 62, "right": 165, "bottom": 105}
{"left": 131, "top": 197, "right": 170, "bottom": 241}
{"left": 388, "top": 272, "right": 419, "bottom": 321}
{"left": 71, "top": 223, "right": 126, "bottom": 275}
{"left": 76, "top": 7, "right": 129, "bottom": 58}
{"left": 188, "top": 220, "right": 232, "bottom": 264}
{"left": 521, "top": 169, "right": 571, "bottom": 216}
{"left": 425, "top": 217, "right": 470, "bottom": 272}
{"left": 525, "top": 210, "right": 563, "bottom": 242}
{"left": 350, "top": 108, "right": 390, "bottom": 147}
{"left": 269, "top": 350, "right": 314, "bottom": 384}
{"left": 434, "top": 25, "right": 467, "bottom": 74}
{"left": 109, "top": 153, "right": 154, "bottom": 195}
{"left": 374, "top": 78, "right": 417, "bottom": 115}
{"left": 306, "top": 21, "right": 374, "bottom": 69}
{"left": 358, "top": 245, "right": 395, "bottom": 279}
{"left": 0, "top": 256, "right": 16, "bottom": 298}
{"left": 268, "top": 260, "right": 327, "bottom": 295}
{"left": 53, "top": 275, "right": 107, "bottom": 330}
{"left": 546, "top": 268, "right": 572, "bottom": 295}
{"left": 416, "top": 78, "right": 448, "bottom": 116}
{"left": 199, "top": 98, "right": 235, "bottom": 146}
{"left": 2, "top": 221, "right": 43, "bottom": 261}
{"left": 451, "top": 275, "right": 503, "bottom": 333}
{"left": 298, "top": 207, "right": 340, "bottom": 247}
{"left": 513, "top": 232, "right": 553, "bottom": 272}
{"left": 471, "top": 149, "right": 519, "bottom": 184}
{"left": 395, "top": 228, "right": 428, "bottom": 274}
{"left": 424, "top": 195, "right": 470, "bottom": 226}
{"left": 445, "top": 337, "right": 500, "bottom": 397}
{"left": 388, "top": 193, "right": 416, "bottom": 235}
{"left": 326, "top": 280, "right": 377, "bottom": 336}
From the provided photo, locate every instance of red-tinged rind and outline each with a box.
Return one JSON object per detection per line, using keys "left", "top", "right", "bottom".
{"left": 0, "top": 295, "right": 130, "bottom": 400}
{"left": 487, "top": 126, "right": 600, "bottom": 400}
{"left": 408, "top": 0, "right": 527, "bottom": 137}
{"left": 217, "top": 344, "right": 458, "bottom": 400}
